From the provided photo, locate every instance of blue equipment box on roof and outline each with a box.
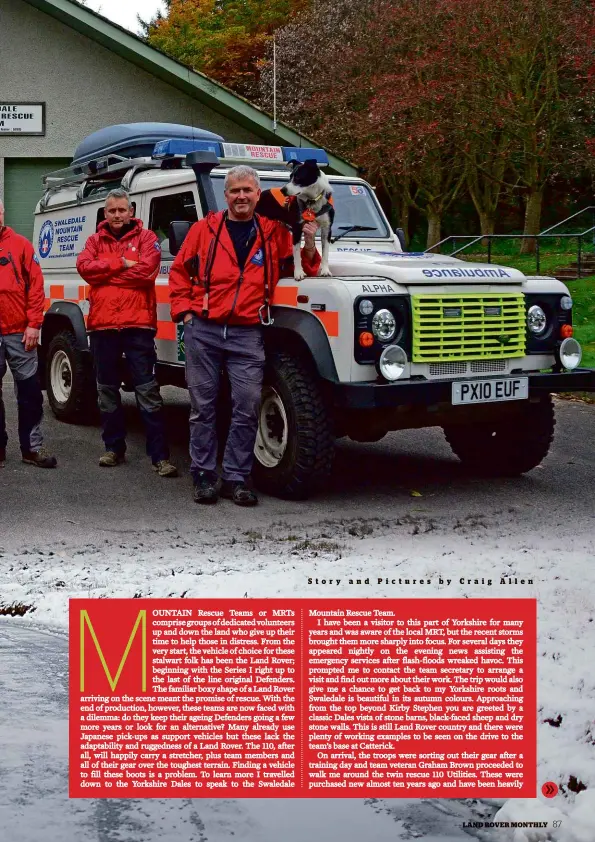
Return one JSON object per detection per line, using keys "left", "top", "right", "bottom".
{"left": 72, "top": 123, "right": 224, "bottom": 165}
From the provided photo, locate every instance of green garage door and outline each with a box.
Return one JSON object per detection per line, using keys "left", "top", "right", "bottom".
{"left": 4, "top": 158, "right": 70, "bottom": 240}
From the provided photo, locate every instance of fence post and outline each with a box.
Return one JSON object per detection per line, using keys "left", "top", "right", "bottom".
{"left": 578, "top": 235, "right": 582, "bottom": 278}
{"left": 536, "top": 238, "right": 540, "bottom": 274}
{"left": 487, "top": 239, "right": 492, "bottom": 264}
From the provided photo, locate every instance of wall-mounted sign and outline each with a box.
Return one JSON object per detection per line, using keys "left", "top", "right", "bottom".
{"left": 0, "top": 103, "right": 45, "bottom": 135}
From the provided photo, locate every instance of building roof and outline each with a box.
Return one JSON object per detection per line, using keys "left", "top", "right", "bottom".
{"left": 22, "top": 0, "right": 358, "bottom": 176}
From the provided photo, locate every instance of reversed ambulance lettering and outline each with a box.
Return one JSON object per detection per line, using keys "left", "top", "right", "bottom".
{"left": 422, "top": 268, "right": 511, "bottom": 279}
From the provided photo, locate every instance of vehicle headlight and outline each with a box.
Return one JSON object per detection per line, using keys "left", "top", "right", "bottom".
{"left": 372, "top": 308, "right": 397, "bottom": 342}
{"left": 560, "top": 295, "right": 573, "bottom": 311}
{"left": 379, "top": 345, "right": 407, "bottom": 381}
{"left": 559, "top": 337, "right": 582, "bottom": 370}
{"left": 527, "top": 305, "right": 547, "bottom": 335}
{"left": 359, "top": 299, "right": 374, "bottom": 315}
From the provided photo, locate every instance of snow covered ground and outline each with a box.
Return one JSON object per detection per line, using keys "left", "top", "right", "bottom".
{"left": 1, "top": 509, "right": 594, "bottom": 841}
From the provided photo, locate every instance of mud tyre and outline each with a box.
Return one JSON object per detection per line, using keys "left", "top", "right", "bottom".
{"left": 46, "top": 330, "right": 96, "bottom": 423}
{"left": 443, "top": 392, "right": 555, "bottom": 476}
{"left": 252, "top": 353, "right": 335, "bottom": 499}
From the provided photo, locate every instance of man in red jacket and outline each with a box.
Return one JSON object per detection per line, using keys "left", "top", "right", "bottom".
{"left": 77, "top": 189, "right": 177, "bottom": 477}
{"left": 169, "top": 165, "right": 321, "bottom": 506}
{"left": 0, "top": 198, "right": 57, "bottom": 469}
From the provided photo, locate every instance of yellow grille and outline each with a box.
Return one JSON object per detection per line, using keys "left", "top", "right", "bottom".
{"left": 411, "top": 293, "right": 526, "bottom": 362}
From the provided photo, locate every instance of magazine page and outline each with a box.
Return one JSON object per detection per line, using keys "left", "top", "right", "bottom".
{"left": 1, "top": 0, "right": 594, "bottom": 832}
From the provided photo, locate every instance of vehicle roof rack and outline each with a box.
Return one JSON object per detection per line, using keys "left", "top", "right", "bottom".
{"left": 42, "top": 154, "right": 161, "bottom": 189}
{"left": 39, "top": 155, "right": 164, "bottom": 210}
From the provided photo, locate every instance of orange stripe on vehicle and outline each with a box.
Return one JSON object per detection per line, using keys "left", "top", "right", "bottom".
{"left": 78, "top": 285, "right": 88, "bottom": 301}
{"left": 49, "top": 284, "right": 64, "bottom": 299}
{"left": 156, "top": 321, "right": 176, "bottom": 340}
{"left": 155, "top": 285, "right": 170, "bottom": 304}
{"left": 44, "top": 297, "right": 51, "bottom": 311}
{"left": 315, "top": 310, "right": 339, "bottom": 337}
{"left": 272, "top": 286, "right": 298, "bottom": 306}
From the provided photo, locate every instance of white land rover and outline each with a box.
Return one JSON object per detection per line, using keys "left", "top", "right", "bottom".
{"left": 34, "top": 123, "right": 594, "bottom": 498}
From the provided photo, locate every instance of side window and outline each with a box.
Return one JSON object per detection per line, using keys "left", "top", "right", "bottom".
{"left": 149, "top": 192, "right": 198, "bottom": 257}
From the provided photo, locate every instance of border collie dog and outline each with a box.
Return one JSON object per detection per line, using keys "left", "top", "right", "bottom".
{"left": 256, "top": 159, "right": 334, "bottom": 281}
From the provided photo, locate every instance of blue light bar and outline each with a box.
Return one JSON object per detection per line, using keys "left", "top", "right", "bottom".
{"left": 152, "top": 139, "right": 222, "bottom": 158}
{"left": 282, "top": 147, "right": 329, "bottom": 166}
{"left": 152, "top": 139, "right": 329, "bottom": 167}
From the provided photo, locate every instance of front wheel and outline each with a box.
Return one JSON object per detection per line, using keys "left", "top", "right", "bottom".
{"left": 443, "top": 393, "right": 555, "bottom": 476}
{"left": 46, "top": 331, "right": 96, "bottom": 423}
{"left": 252, "top": 353, "right": 335, "bottom": 499}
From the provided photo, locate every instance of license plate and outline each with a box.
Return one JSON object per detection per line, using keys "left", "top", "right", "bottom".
{"left": 452, "top": 377, "right": 529, "bottom": 405}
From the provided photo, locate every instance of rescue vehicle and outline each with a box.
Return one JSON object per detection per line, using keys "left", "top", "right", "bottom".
{"left": 33, "top": 123, "right": 595, "bottom": 498}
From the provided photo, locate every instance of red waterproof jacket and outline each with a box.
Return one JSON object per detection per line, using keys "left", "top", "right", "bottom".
{"left": 0, "top": 226, "right": 45, "bottom": 335}
{"left": 169, "top": 211, "right": 321, "bottom": 325}
{"left": 76, "top": 219, "right": 161, "bottom": 331}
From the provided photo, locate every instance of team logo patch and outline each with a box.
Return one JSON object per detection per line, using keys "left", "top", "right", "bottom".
{"left": 33, "top": 254, "right": 40, "bottom": 264}
{"left": 251, "top": 248, "right": 264, "bottom": 266}
{"left": 38, "top": 220, "right": 54, "bottom": 258}
{"left": 154, "top": 240, "right": 162, "bottom": 251}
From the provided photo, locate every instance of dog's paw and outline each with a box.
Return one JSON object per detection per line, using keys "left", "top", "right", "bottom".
{"left": 319, "top": 266, "right": 332, "bottom": 277}
{"left": 294, "top": 269, "right": 306, "bottom": 282}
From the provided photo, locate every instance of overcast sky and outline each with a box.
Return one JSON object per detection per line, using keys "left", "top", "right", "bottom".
{"left": 84, "top": 0, "right": 166, "bottom": 34}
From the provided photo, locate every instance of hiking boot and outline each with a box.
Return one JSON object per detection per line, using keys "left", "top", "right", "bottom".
{"left": 193, "top": 471, "right": 219, "bottom": 504}
{"left": 152, "top": 459, "right": 178, "bottom": 478}
{"left": 0, "top": 448, "right": 5, "bottom": 468}
{"left": 21, "top": 447, "right": 58, "bottom": 469}
{"left": 99, "top": 451, "right": 125, "bottom": 467}
{"left": 221, "top": 480, "right": 258, "bottom": 507}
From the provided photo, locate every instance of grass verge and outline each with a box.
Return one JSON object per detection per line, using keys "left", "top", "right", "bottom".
{"left": 460, "top": 252, "right": 595, "bottom": 369}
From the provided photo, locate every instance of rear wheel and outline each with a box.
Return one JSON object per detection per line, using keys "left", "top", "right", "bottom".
{"left": 252, "top": 353, "right": 335, "bottom": 499}
{"left": 46, "top": 331, "right": 96, "bottom": 423}
{"left": 443, "top": 393, "right": 555, "bottom": 476}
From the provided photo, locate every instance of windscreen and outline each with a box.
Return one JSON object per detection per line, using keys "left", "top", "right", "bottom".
{"left": 211, "top": 175, "right": 390, "bottom": 239}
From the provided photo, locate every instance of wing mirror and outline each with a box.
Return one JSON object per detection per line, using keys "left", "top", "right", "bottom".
{"left": 168, "top": 221, "right": 192, "bottom": 256}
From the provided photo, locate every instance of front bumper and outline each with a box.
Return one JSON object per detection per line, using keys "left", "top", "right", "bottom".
{"left": 331, "top": 368, "right": 595, "bottom": 409}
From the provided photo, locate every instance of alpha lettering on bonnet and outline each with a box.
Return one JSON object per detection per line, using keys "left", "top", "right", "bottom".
{"left": 362, "top": 283, "right": 393, "bottom": 293}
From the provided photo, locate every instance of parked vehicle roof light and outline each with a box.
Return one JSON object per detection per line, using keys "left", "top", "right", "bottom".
{"left": 152, "top": 139, "right": 329, "bottom": 167}
{"left": 152, "top": 139, "right": 223, "bottom": 159}
{"left": 282, "top": 147, "right": 329, "bottom": 166}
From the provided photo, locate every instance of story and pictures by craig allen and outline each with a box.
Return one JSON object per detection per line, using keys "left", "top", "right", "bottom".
{"left": 306, "top": 577, "right": 534, "bottom": 586}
